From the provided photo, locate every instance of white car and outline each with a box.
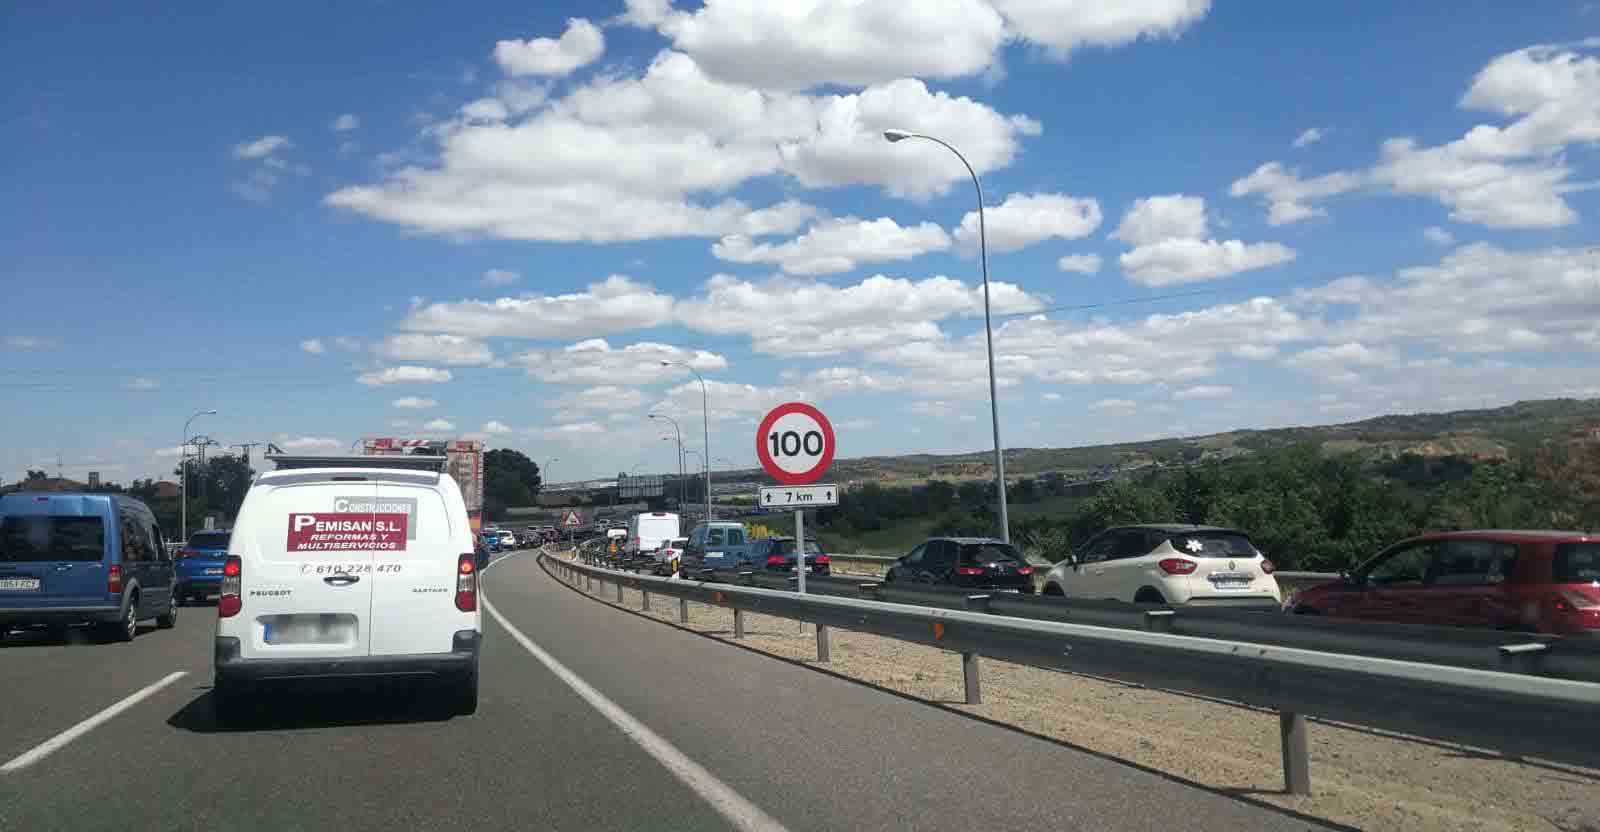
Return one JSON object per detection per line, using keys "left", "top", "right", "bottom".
{"left": 1043, "top": 524, "right": 1281, "bottom": 608}
{"left": 497, "top": 530, "right": 518, "bottom": 549}
{"left": 213, "top": 454, "right": 482, "bottom": 720}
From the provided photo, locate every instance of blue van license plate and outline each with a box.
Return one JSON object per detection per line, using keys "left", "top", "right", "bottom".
{"left": 0, "top": 578, "right": 41, "bottom": 591}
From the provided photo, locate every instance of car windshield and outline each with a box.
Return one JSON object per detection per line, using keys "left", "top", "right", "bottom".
{"left": 187, "top": 531, "right": 231, "bottom": 550}
{"left": 959, "top": 543, "right": 1025, "bottom": 565}
{"left": 0, "top": 516, "right": 106, "bottom": 562}
{"left": 1163, "top": 532, "right": 1258, "bottom": 558}
{"left": 1554, "top": 543, "right": 1600, "bottom": 582}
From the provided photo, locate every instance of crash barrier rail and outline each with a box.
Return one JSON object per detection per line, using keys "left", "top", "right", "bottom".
{"left": 547, "top": 553, "right": 1600, "bottom": 795}
{"left": 581, "top": 551, "right": 1600, "bottom": 685}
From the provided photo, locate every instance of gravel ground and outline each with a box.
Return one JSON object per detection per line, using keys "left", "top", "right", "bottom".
{"left": 550, "top": 555, "right": 1600, "bottom": 832}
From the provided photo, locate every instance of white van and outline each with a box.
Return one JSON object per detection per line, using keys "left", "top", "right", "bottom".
{"left": 212, "top": 454, "right": 481, "bottom": 720}
{"left": 627, "top": 511, "right": 680, "bottom": 554}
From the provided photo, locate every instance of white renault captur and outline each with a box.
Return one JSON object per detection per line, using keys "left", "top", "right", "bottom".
{"left": 213, "top": 454, "right": 481, "bottom": 720}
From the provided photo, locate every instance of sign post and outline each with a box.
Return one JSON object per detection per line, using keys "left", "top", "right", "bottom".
{"left": 560, "top": 509, "right": 583, "bottom": 552}
{"left": 755, "top": 402, "right": 836, "bottom": 595}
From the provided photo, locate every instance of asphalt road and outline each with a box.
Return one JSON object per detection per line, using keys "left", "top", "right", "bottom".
{"left": 0, "top": 550, "right": 1332, "bottom": 831}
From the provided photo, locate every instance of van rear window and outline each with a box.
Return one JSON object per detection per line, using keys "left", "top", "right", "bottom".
{"left": 1554, "top": 544, "right": 1600, "bottom": 582}
{"left": 1, "top": 516, "right": 107, "bottom": 562}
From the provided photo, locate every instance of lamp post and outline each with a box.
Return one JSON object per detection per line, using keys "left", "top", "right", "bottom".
{"left": 180, "top": 409, "right": 217, "bottom": 542}
{"left": 649, "top": 414, "right": 685, "bottom": 506}
{"left": 660, "top": 361, "right": 712, "bottom": 523}
{"left": 884, "top": 128, "right": 1009, "bottom": 543}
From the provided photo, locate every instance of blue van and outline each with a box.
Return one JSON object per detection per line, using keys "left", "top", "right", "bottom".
{"left": 0, "top": 493, "right": 178, "bottom": 641}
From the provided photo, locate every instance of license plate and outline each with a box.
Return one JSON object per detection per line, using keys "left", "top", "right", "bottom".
{"left": 203, "top": 568, "right": 223, "bottom": 575}
{"left": 804, "top": 566, "right": 813, "bottom": 573}
{"left": 0, "top": 577, "right": 41, "bottom": 591}
{"left": 997, "top": 588, "right": 1021, "bottom": 594}
{"left": 1210, "top": 572, "right": 1252, "bottom": 589}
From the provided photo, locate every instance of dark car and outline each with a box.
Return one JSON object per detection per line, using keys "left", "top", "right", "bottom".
{"left": 473, "top": 533, "right": 492, "bottom": 570}
{"left": 885, "top": 537, "right": 1034, "bottom": 594}
{"left": 175, "top": 530, "right": 231, "bottom": 604}
{"left": 1288, "top": 530, "right": 1600, "bottom": 635}
{"left": 751, "top": 536, "right": 830, "bottom": 576}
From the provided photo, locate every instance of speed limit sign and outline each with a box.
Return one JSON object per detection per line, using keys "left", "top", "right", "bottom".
{"left": 755, "top": 402, "right": 835, "bottom": 485}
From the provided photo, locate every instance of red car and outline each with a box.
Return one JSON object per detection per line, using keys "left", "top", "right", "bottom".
{"left": 1287, "top": 530, "right": 1600, "bottom": 636}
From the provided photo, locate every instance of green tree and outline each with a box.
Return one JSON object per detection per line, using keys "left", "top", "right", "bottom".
{"left": 483, "top": 449, "right": 542, "bottom": 520}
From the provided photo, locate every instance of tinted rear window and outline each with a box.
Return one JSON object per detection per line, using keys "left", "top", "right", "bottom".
{"left": 771, "top": 540, "right": 822, "bottom": 555}
{"left": 1, "top": 516, "right": 107, "bottom": 562}
{"left": 960, "top": 543, "right": 1025, "bottom": 565}
{"left": 1554, "top": 543, "right": 1600, "bottom": 582}
{"left": 188, "top": 532, "right": 231, "bottom": 550}
{"left": 1164, "top": 532, "right": 1258, "bottom": 558}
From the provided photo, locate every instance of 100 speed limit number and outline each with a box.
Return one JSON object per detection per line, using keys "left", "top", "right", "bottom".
{"left": 755, "top": 402, "right": 835, "bottom": 485}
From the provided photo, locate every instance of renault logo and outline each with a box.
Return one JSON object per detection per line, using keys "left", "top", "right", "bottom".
{"left": 1227, "top": 560, "right": 1236, "bottom": 570}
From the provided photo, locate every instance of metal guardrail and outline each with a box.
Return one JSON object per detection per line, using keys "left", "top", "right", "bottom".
{"left": 547, "top": 553, "right": 1600, "bottom": 795}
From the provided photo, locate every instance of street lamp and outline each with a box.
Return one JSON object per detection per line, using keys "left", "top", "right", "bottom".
{"left": 660, "top": 360, "right": 712, "bottom": 522}
{"left": 884, "top": 128, "right": 1010, "bottom": 543}
{"left": 181, "top": 408, "right": 217, "bottom": 542}
{"left": 649, "top": 413, "right": 685, "bottom": 505}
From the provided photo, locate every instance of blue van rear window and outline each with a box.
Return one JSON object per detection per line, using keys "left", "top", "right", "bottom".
{"left": 1, "top": 516, "right": 107, "bottom": 562}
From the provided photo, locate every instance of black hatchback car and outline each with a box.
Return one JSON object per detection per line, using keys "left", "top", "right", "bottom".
{"left": 751, "top": 536, "right": 830, "bottom": 576}
{"left": 885, "top": 537, "right": 1034, "bottom": 593}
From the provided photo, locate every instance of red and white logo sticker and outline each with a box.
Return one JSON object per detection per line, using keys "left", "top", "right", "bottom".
{"left": 287, "top": 513, "right": 408, "bottom": 552}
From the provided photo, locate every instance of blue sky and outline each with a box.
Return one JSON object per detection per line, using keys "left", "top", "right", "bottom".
{"left": 5, "top": 0, "right": 1599, "bottom": 485}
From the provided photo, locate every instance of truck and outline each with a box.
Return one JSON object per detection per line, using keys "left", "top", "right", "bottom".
{"left": 359, "top": 438, "right": 485, "bottom": 532}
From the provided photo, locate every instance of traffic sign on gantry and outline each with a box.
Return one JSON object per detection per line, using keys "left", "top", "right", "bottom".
{"left": 755, "top": 402, "right": 835, "bottom": 485}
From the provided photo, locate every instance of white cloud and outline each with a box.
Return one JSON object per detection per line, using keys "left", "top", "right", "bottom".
{"left": 372, "top": 334, "right": 494, "bottom": 366}
{"left": 482, "top": 268, "right": 520, "bottom": 286}
{"left": 3, "top": 335, "right": 53, "bottom": 350}
{"left": 529, "top": 421, "right": 608, "bottom": 440}
{"left": 1056, "top": 253, "right": 1101, "bottom": 274}
{"left": 279, "top": 436, "right": 341, "bottom": 452}
{"left": 712, "top": 216, "right": 950, "bottom": 274}
{"left": 551, "top": 385, "right": 649, "bottom": 417}
{"left": 300, "top": 338, "right": 326, "bottom": 355}
{"left": 233, "top": 135, "right": 290, "bottom": 160}
{"left": 1292, "top": 127, "right": 1325, "bottom": 148}
{"left": 1112, "top": 195, "right": 1296, "bottom": 286}
{"left": 1041, "top": 392, "right": 1063, "bottom": 401}
{"left": 625, "top": 0, "right": 1007, "bottom": 89}
{"left": 124, "top": 377, "right": 160, "bottom": 391}
{"left": 331, "top": 114, "right": 359, "bottom": 132}
{"left": 1423, "top": 226, "right": 1455, "bottom": 246}
{"left": 1173, "top": 384, "right": 1232, "bottom": 400}
{"left": 954, "top": 192, "right": 1101, "bottom": 253}
{"left": 356, "top": 366, "right": 453, "bottom": 386}
{"left": 482, "top": 420, "right": 514, "bottom": 435}
{"left": 1281, "top": 342, "right": 1401, "bottom": 371}
{"left": 676, "top": 273, "right": 1043, "bottom": 358}
{"left": 1231, "top": 42, "right": 1600, "bottom": 229}
{"left": 334, "top": 336, "right": 362, "bottom": 352}
{"left": 493, "top": 17, "right": 605, "bottom": 77}
{"left": 653, "top": 379, "right": 810, "bottom": 422}
{"left": 1090, "top": 398, "right": 1137, "bottom": 410}
{"left": 402, "top": 276, "right": 675, "bottom": 339}
{"left": 514, "top": 339, "right": 728, "bottom": 385}
{"left": 422, "top": 419, "right": 456, "bottom": 432}
{"left": 989, "top": 0, "right": 1211, "bottom": 57}
{"left": 391, "top": 397, "right": 438, "bottom": 410}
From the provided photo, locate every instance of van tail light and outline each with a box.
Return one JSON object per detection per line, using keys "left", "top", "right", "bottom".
{"left": 1260, "top": 559, "right": 1276, "bottom": 575}
{"left": 218, "top": 556, "right": 242, "bottom": 618}
{"left": 1157, "top": 558, "right": 1198, "bottom": 576}
{"left": 108, "top": 564, "right": 123, "bottom": 594}
{"left": 456, "top": 554, "right": 478, "bottom": 612}
{"left": 1553, "top": 590, "right": 1600, "bottom": 613}
{"left": 955, "top": 566, "right": 986, "bottom": 576}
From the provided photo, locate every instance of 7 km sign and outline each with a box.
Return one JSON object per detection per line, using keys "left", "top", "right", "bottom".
{"left": 755, "top": 402, "right": 835, "bottom": 485}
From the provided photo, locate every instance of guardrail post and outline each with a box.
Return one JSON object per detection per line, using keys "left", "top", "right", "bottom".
{"left": 615, "top": 580, "right": 624, "bottom": 604}
{"left": 641, "top": 589, "right": 651, "bottom": 611}
{"left": 816, "top": 624, "right": 831, "bottom": 662}
{"left": 734, "top": 609, "right": 745, "bottom": 639}
{"left": 738, "top": 570, "right": 755, "bottom": 586}
{"left": 1143, "top": 609, "right": 1176, "bottom": 633}
{"left": 965, "top": 594, "right": 992, "bottom": 613}
{"left": 1279, "top": 711, "right": 1311, "bottom": 795}
{"left": 678, "top": 598, "right": 689, "bottom": 623}
{"left": 857, "top": 582, "right": 882, "bottom": 600}
{"left": 962, "top": 652, "right": 981, "bottom": 705}
{"left": 1498, "top": 642, "right": 1548, "bottom": 674}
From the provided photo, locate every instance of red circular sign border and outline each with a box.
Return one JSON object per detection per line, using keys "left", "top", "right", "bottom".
{"left": 755, "top": 402, "right": 835, "bottom": 485}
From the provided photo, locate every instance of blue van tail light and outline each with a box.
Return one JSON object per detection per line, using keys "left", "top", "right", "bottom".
{"left": 108, "top": 564, "right": 123, "bottom": 594}
{"left": 456, "top": 554, "right": 477, "bottom": 612}
{"left": 218, "top": 556, "right": 242, "bottom": 618}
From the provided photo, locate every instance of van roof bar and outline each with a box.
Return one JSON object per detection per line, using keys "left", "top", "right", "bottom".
{"left": 264, "top": 454, "right": 448, "bottom": 473}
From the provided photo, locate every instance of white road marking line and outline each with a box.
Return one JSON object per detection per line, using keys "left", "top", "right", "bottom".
{"left": 2, "top": 671, "right": 189, "bottom": 774}
{"left": 484, "top": 595, "right": 789, "bottom": 832}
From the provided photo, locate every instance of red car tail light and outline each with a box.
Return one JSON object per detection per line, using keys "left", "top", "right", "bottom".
{"left": 1157, "top": 558, "right": 1198, "bottom": 576}
{"left": 1016, "top": 565, "right": 1033, "bottom": 575}
{"left": 108, "top": 564, "right": 123, "bottom": 594}
{"left": 955, "top": 566, "right": 985, "bottom": 576}
{"left": 218, "top": 556, "right": 242, "bottom": 618}
{"left": 814, "top": 554, "right": 830, "bottom": 565}
{"left": 456, "top": 553, "right": 478, "bottom": 612}
{"left": 1553, "top": 590, "right": 1600, "bottom": 613}
{"left": 766, "top": 555, "right": 787, "bottom": 567}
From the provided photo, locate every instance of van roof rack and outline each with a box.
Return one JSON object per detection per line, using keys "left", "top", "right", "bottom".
{"left": 263, "top": 454, "right": 448, "bottom": 473}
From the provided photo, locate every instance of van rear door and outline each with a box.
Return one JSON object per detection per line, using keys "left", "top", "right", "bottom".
{"left": 235, "top": 481, "right": 381, "bottom": 661}
{"left": 0, "top": 496, "right": 112, "bottom": 608}
{"left": 367, "top": 481, "right": 467, "bottom": 657}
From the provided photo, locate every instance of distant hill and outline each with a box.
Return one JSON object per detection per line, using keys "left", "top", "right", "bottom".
{"left": 715, "top": 398, "right": 1600, "bottom": 488}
